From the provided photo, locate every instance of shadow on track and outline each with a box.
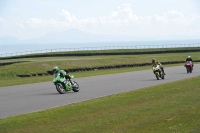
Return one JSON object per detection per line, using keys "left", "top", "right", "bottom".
{"left": 39, "top": 91, "right": 75, "bottom": 96}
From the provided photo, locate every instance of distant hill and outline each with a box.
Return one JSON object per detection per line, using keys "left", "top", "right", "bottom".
{"left": 28, "top": 29, "right": 137, "bottom": 43}
{"left": 0, "top": 36, "right": 21, "bottom": 45}
{"left": 0, "top": 29, "right": 138, "bottom": 44}
{"left": 0, "top": 29, "right": 200, "bottom": 45}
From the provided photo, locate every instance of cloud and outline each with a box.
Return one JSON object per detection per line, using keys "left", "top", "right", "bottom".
{"left": 2, "top": 3, "right": 200, "bottom": 39}
{"left": 16, "top": 4, "right": 199, "bottom": 28}
{"left": 116, "top": 3, "right": 133, "bottom": 19}
{"left": 60, "top": 9, "right": 77, "bottom": 22}
{"left": 163, "top": 10, "right": 186, "bottom": 24}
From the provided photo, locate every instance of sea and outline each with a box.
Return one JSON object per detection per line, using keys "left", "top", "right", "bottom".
{"left": 1, "top": 39, "right": 200, "bottom": 57}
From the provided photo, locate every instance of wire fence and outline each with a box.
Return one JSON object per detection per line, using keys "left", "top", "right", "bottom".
{"left": 1, "top": 43, "right": 200, "bottom": 57}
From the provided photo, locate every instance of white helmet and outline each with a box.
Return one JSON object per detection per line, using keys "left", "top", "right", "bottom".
{"left": 52, "top": 66, "right": 59, "bottom": 73}
{"left": 188, "top": 56, "right": 191, "bottom": 58}
{"left": 152, "top": 58, "right": 156, "bottom": 63}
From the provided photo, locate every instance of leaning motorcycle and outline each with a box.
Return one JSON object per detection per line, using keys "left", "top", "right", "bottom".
{"left": 152, "top": 64, "right": 164, "bottom": 80}
{"left": 53, "top": 74, "right": 79, "bottom": 94}
{"left": 184, "top": 61, "right": 193, "bottom": 73}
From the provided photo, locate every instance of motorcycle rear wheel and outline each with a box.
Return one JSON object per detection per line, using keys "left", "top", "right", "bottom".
{"left": 186, "top": 67, "right": 190, "bottom": 73}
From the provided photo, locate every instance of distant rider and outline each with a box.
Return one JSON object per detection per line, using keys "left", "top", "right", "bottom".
{"left": 151, "top": 58, "right": 166, "bottom": 75}
{"left": 185, "top": 56, "right": 194, "bottom": 66}
{"left": 52, "top": 66, "right": 74, "bottom": 87}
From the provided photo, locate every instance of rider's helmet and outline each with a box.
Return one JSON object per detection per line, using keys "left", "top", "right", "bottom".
{"left": 52, "top": 66, "right": 59, "bottom": 73}
{"left": 188, "top": 56, "right": 191, "bottom": 59}
{"left": 152, "top": 58, "right": 156, "bottom": 63}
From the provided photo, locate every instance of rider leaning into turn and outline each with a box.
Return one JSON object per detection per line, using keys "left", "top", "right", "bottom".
{"left": 52, "top": 66, "right": 74, "bottom": 86}
{"left": 151, "top": 58, "right": 166, "bottom": 75}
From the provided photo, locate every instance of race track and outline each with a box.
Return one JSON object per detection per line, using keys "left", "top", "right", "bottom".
{"left": 0, "top": 65, "right": 200, "bottom": 119}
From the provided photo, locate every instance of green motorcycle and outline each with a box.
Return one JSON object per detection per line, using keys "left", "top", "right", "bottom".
{"left": 53, "top": 74, "right": 79, "bottom": 94}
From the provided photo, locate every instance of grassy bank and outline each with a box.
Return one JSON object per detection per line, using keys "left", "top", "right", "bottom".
{"left": 0, "top": 76, "right": 199, "bottom": 133}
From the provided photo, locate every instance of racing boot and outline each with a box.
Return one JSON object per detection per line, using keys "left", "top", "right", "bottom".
{"left": 162, "top": 71, "right": 166, "bottom": 75}
{"left": 161, "top": 67, "right": 166, "bottom": 75}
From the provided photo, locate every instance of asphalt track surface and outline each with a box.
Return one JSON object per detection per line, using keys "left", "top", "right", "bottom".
{"left": 0, "top": 65, "right": 200, "bottom": 119}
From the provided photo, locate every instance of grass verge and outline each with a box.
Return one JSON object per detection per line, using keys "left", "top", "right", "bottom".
{"left": 0, "top": 76, "right": 199, "bottom": 133}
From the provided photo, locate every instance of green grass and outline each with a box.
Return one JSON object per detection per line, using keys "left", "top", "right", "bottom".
{"left": 0, "top": 76, "right": 199, "bottom": 133}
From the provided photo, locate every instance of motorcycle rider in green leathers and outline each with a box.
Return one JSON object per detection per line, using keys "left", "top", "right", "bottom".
{"left": 52, "top": 66, "right": 74, "bottom": 87}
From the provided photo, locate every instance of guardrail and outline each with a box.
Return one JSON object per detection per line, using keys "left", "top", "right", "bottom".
{"left": 1, "top": 43, "right": 200, "bottom": 58}
{"left": 1, "top": 48, "right": 200, "bottom": 60}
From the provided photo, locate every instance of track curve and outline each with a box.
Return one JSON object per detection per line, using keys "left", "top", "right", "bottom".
{"left": 0, "top": 65, "right": 200, "bottom": 118}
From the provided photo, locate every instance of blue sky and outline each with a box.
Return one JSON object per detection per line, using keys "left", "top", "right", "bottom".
{"left": 0, "top": 0, "right": 200, "bottom": 40}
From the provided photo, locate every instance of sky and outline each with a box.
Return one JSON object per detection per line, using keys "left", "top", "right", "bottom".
{"left": 0, "top": 0, "right": 200, "bottom": 41}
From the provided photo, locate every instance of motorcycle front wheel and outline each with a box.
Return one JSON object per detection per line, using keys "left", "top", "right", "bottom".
{"left": 56, "top": 83, "right": 66, "bottom": 94}
{"left": 155, "top": 73, "right": 159, "bottom": 80}
{"left": 72, "top": 81, "right": 79, "bottom": 92}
